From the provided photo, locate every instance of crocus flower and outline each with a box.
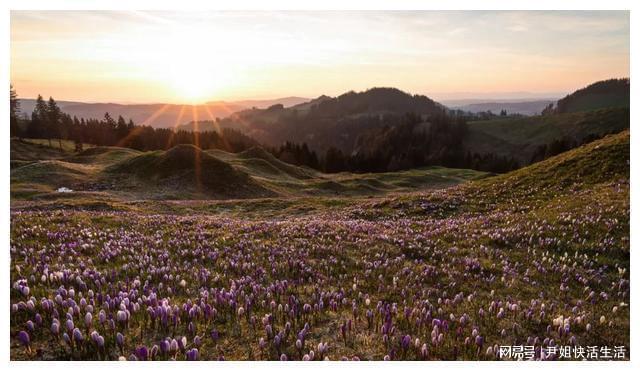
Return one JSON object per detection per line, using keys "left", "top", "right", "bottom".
{"left": 186, "top": 348, "right": 199, "bottom": 361}
{"left": 18, "top": 331, "right": 30, "bottom": 352}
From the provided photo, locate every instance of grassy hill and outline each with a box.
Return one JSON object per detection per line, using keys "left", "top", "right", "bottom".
{"left": 465, "top": 107, "right": 629, "bottom": 163}
{"left": 466, "top": 129, "right": 629, "bottom": 204}
{"left": 376, "top": 130, "right": 629, "bottom": 219}
{"left": 10, "top": 138, "right": 487, "bottom": 202}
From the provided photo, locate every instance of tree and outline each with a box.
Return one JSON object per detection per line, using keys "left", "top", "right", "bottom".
{"left": 47, "top": 97, "right": 62, "bottom": 148}
{"left": 27, "top": 95, "right": 48, "bottom": 139}
{"left": 116, "top": 115, "right": 129, "bottom": 141}
{"left": 324, "top": 147, "right": 347, "bottom": 173}
{"left": 541, "top": 103, "right": 555, "bottom": 115}
{"left": 10, "top": 85, "right": 22, "bottom": 138}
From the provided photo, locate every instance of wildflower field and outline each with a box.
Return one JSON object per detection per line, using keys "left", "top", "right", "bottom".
{"left": 10, "top": 132, "right": 630, "bottom": 361}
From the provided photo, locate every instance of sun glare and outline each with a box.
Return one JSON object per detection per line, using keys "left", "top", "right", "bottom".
{"left": 163, "top": 29, "right": 233, "bottom": 103}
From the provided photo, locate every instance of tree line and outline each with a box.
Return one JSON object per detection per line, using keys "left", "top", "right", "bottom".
{"left": 268, "top": 113, "right": 520, "bottom": 174}
{"left": 10, "top": 90, "right": 259, "bottom": 153}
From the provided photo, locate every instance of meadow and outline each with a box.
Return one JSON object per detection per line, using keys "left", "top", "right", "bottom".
{"left": 9, "top": 131, "right": 629, "bottom": 360}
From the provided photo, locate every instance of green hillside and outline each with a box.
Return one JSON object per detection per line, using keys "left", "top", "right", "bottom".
{"left": 465, "top": 107, "right": 629, "bottom": 163}
{"left": 381, "top": 130, "right": 629, "bottom": 219}
{"left": 10, "top": 138, "right": 487, "bottom": 202}
{"left": 467, "top": 130, "right": 629, "bottom": 204}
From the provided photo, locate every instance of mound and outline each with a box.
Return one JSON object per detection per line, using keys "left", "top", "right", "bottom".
{"left": 108, "top": 144, "right": 276, "bottom": 198}
{"left": 238, "top": 147, "right": 316, "bottom": 179}
{"left": 69, "top": 146, "right": 141, "bottom": 165}
{"left": 11, "top": 160, "right": 93, "bottom": 187}
{"left": 76, "top": 146, "right": 140, "bottom": 157}
{"left": 237, "top": 146, "right": 274, "bottom": 160}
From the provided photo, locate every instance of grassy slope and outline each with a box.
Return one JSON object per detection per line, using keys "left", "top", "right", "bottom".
{"left": 465, "top": 107, "right": 629, "bottom": 163}
{"left": 373, "top": 130, "right": 629, "bottom": 225}
{"left": 10, "top": 139, "right": 487, "bottom": 202}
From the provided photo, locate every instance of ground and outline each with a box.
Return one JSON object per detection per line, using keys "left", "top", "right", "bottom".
{"left": 9, "top": 132, "right": 630, "bottom": 361}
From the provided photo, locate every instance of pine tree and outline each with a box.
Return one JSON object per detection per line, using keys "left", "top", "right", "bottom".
{"left": 10, "top": 85, "right": 22, "bottom": 138}
{"left": 28, "top": 95, "right": 48, "bottom": 139}
{"left": 46, "top": 96, "right": 62, "bottom": 148}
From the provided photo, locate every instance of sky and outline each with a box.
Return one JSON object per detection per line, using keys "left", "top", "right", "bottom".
{"left": 10, "top": 10, "right": 630, "bottom": 104}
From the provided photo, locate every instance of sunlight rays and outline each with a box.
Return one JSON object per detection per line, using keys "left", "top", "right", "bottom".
{"left": 191, "top": 104, "right": 202, "bottom": 192}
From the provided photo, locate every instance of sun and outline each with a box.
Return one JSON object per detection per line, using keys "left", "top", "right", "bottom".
{"left": 164, "top": 29, "right": 233, "bottom": 103}
{"left": 169, "top": 61, "right": 226, "bottom": 103}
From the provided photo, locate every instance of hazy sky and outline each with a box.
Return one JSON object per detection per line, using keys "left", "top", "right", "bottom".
{"left": 11, "top": 10, "right": 630, "bottom": 104}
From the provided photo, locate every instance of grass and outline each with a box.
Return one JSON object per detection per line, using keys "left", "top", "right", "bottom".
{"left": 465, "top": 107, "right": 629, "bottom": 163}
{"left": 11, "top": 139, "right": 487, "bottom": 202}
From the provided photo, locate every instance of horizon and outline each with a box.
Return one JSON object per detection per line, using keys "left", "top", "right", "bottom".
{"left": 10, "top": 10, "right": 629, "bottom": 104}
{"left": 13, "top": 89, "right": 569, "bottom": 106}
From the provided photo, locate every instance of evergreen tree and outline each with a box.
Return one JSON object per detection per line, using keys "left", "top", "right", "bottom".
{"left": 10, "top": 85, "right": 22, "bottom": 138}
{"left": 28, "top": 95, "right": 48, "bottom": 140}
{"left": 46, "top": 96, "right": 62, "bottom": 148}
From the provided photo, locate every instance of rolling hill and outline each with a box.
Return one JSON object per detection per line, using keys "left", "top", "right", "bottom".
{"left": 374, "top": 129, "right": 629, "bottom": 227}
{"left": 10, "top": 139, "right": 487, "bottom": 202}
{"left": 465, "top": 107, "right": 629, "bottom": 163}
{"left": 179, "top": 87, "right": 447, "bottom": 150}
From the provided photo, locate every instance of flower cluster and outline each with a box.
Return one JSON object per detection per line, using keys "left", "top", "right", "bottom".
{"left": 9, "top": 178, "right": 629, "bottom": 360}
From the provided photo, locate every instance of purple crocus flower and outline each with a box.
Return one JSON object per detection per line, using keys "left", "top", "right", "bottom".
{"left": 159, "top": 340, "right": 170, "bottom": 355}
{"left": 97, "top": 336, "right": 105, "bottom": 348}
{"left": 136, "top": 346, "right": 149, "bottom": 361}
{"left": 116, "top": 332, "right": 125, "bottom": 351}
{"left": 72, "top": 328, "right": 84, "bottom": 343}
{"left": 51, "top": 321, "right": 60, "bottom": 336}
{"left": 17, "top": 331, "right": 30, "bottom": 349}
{"left": 186, "top": 348, "right": 199, "bottom": 361}
{"left": 401, "top": 335, "right": 411, "bottom": 351}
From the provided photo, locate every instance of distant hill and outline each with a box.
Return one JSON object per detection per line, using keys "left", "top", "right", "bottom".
{"left": 553, "top": 78, "right": 629, "bottom": 114}
{"left": 308, "top": 87, "right": 444, "bottom": 117}
{"left": 448, "top": 99, "right": 556, "bottom": 116}
{"left": 16, "top": 97, "right": 310, "bottom": 129}
{"left": 17, "top": 100, "right": 247, "bottom": 128}
{"left": 289, "top": 95, "right": 332, "bottom": 112}
{"left": 191, "top": 87, "right": 448, "bottom": 152}
{"left": 207, "top": 96, "right": 309, "bottom": 109}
